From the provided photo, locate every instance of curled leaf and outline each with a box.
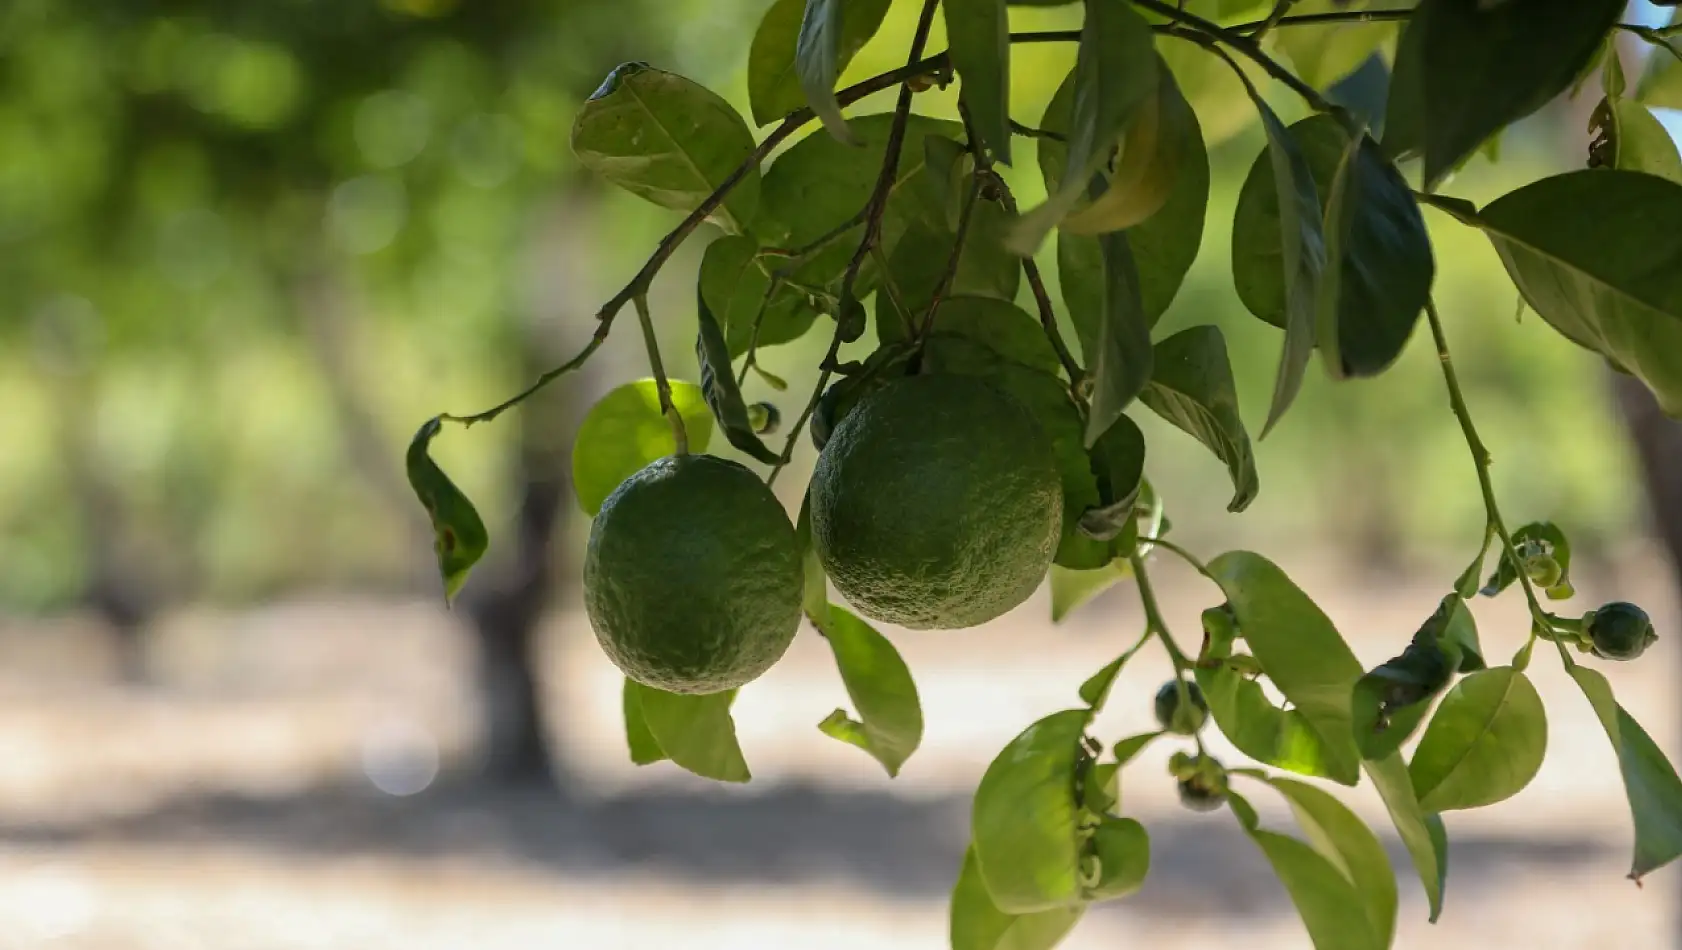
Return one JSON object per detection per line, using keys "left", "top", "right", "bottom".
{"left": 405, "top": 417, "right": 489, "bottom": 607}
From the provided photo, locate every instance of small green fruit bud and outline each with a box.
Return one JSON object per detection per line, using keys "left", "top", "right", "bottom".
{"left": 1587, "top": 602, "right": 1658, "bottom": 661}
{"left": 1153, "top": 678, "right": 1208, "bottom": 736}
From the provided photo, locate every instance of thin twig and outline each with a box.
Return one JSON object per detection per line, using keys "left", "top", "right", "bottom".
{"left": 634, "top": 294, "right": 688, "bottom": 455}
{"left": 917, "top": 174, "right": 982, "bottom": 341}
{"left": 1129, "top": 549, "right": 1207, "bottom": 756}
{"left": 1135, "top": 0, "right": 1337, "bottom": 115}
{"left": 986, "top": 171, "right": 1083, "bottom": 387}
{"left": 1249, "top": 0, "right": 1299, "bottom": 42}
{"left": 1010, "top": 118, "right": 1066, "bottom": 142}
{"left": 870, "top": 243, "right": 916, "bottom": 338}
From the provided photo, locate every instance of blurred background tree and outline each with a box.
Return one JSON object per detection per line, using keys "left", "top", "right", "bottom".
{"left": 2, "top": 0, "right": 1678, "bottom": 790}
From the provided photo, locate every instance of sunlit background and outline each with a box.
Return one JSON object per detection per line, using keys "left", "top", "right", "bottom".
{"left": 4, "top": 1, "right": 1682, "bottom": 947}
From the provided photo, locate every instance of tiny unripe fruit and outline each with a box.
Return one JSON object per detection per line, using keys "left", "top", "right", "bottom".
{"left": 1177, "top": 778, "right": 1227, "bottom": 813}
{"left": 1153, "top": 679, "right": 1208, "bottom": 735}
{"left": 1524, "top": 554, "right": 1563, "bottom": 589}
{"left": 1587, "top": 602, "right": 1658, "bottom": 661}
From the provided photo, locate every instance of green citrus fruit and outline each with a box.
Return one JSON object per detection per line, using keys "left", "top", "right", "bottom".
{"left": 1153, "top": 679, "right": 1208, "bottom": 735}
{"left": 1586, "top": 601, "right": 1658, "bottom": 661}
{"left": 584, "top": 454, "right": 802, "bottom": 694}
{"left": 809, "top": 373, "right": 1062, "bottom": 630}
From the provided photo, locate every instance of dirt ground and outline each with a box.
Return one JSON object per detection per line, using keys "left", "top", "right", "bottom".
{"left": 0, "top": 546, "right": 1677, "bottom": 950}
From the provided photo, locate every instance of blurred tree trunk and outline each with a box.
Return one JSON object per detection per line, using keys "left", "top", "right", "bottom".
{"left": 1611, "top": 373, "right": 1682, "bottom": 592}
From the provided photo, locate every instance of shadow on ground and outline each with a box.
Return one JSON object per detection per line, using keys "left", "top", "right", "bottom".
{"left": 0, "top": 776, "right": 1613, "bottom": 919}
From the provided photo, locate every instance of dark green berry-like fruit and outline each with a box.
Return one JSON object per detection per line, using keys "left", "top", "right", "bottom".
{"left": 1153, "top": 679, "right": 1208, "bottom": 735}
{"left": 1586, "top": 602, "right": 1658, "bottom": 661}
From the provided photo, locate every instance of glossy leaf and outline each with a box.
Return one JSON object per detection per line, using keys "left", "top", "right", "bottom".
{"left": 1243, "top": 826, "right": 1384, "bottom": 950}
{"left": 1384, "top": 0, "right": 1623, "bottom": 187}
{"left": 1276, "top": 0, "right": 1393, "bottom": 91}
{"left": 1353, "top": 596, "right": 1480, "bottom": 761}
{"left": 1077, "top": 415, "right": 1146, "bottom": 542}
{"left": 1111, "top": 731, "right": 1159, "bottom": 767}
{"left": 748, "top": 0, "right": 891, "bottom": 127}
{"left": 572, "top": 380, "right": 714, "bottom": 515}
{"left": 950, "top": 846, "right": 1084, "bottom": 950}
{"left": 629, "top": 681, "right": 751, "bottom": 783}
{"left": 697, "top": 286, "right": 785, "bottom": 465}
{"left": 1205, "top": 551, "right": 1363, "bottom": 785}
{"left": 811, "top": 603, "right": 923, "bottom": 777}
{"left": 1061, "top": 60, "right": 1194, "bottom": 236}
{"left": 1010, "top": 1, "right": 1158, "bottom": 251}
{"left": 1139, "top": 326, "right": 1258, "bottom": 513}
{"left": 1267, "top": 777, "right": 1398, "bottom": 947}
{"left": 1409, "top": 667, "right": 1547, "bottom": 812}
{"left": 1570, "top": 664, "right": 1682, "bottom": 880}
{"left": 1472, "top": 170, "right": 1682, "bottom": 417}
{"left": 1315, "top": 133, "right": 1434, "bottom": 381}
{"left": 623, "top": 676, "right": 667, "bottom": 766}
{"left": 972, "top": 709, "right": 1089, "bottom": 913}
{"left": 405, "top": 417, "right": 489, "bottom": 606}
{"left": 1196, "top": 664, "right": 1351, "bottom": 782}
{"left": 1050, "top": 561, "right": 1130, "bottom": 623}
{"left": 572, "top": 63, "right": 760, "bottom": 234}
{"left": 795, "top": 0, "right": 876, "bottom": 143}
{"left": 1082, "top": 230, "right": 1153, "bottom": 448}
{"left": 944, "top": 0, "right": 1012, "bottom": 163}
{"left": 1363, "top": 753, "right": 1447, "bottom": 923}
{"left": 1593, "top": 96, "right": 1682, "bottom": 184}
{"left": 698, "top": 235, "right": 816, "bottom": 358}
{"left": 1230, "top": 114, "right": 1345, "bottom": 332}
{"left": 1083, "top": 817, "right": 1151, "bottom": 902}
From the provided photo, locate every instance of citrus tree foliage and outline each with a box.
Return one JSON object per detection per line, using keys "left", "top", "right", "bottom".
{"left": 410, "top": 1, "right": 1682, "bottom": 946}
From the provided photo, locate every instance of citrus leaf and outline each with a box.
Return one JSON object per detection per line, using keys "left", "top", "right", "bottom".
{"left": 950, "top": 845, "right": 1084, "bottom": 950}
{"left": 1568, "top": 664, "right": 1682, "bottom": 881}
{"left": 811, "top": 603, "right": 923, "bottom": 777}
{"left": 1050, "top": 561, "right": 1130, "bottom": 623}
{"left": 1637, "top": 10, "right": 1682, "bottom": 110}
{"left": 1009, "top": 0, "right": 1158, "bottom": 252}
{"left": 1383, "top": 0, "right": 1623, "bottom": 188}
{"left": 875, "top": 220, "right": 1022, "bottom": 336}
{"left": 572, "top": 380, "right": 714, "bottom": 516}
{"left": 1205, "top": 551, "right": 1362, "bottom": 785}
{"left": 1266, "top": 777, "right": 1398, "bottom": 946}
{"left": 1195, "top": 664, "right": 1351, "bottom": 783}
{"left": 794, "top": 0, "right": 880, "bottom": 143}
{"left": 1314, "top": 132, "right": 1434, "bottom": 381}
{"left": 748, "top": 0, "right": 891, "bottom": 127}
{"left": 796, "top": 491, "right": 829, "bottom": 623}
{"left": 1468, "top": 170, "right": 1682, "bottom": 417}
{"left": 944, "top": 0, "right": 1012, "bottom": 163}
{"left": 1363, "top": 753, "right": 1447, "bottom": 923}
{"left": 1082, "top": 229, "right": 1152, "bottom": 449}
{"left": 1595, "top": 96, "right": 1682, "bottom": 183}
{"left": 405, "top": 417, "right": 489, "bottom": 607}
{"left": 881, "top": 296, "right": 1060, "bottom": 375}
{"left": 1111, "top": 730, "right": 1160, "bottom": 767}
{"left": 972, "top": 709, "right": 1089, "bottom": 913}
{"left": 1231, "top": 114, "right": 1345, "bottom": 332}
{"left": 571, "top": 63, "right": 760, "bottom": 234}
{"left": 1276, "top": 0, "right": 1393, "bottom": 91}
{"left": 1077, "top": 414, "right": 1146, "bottom": 542}
{"left": 1061, "top": 59, "right": 1193, "bottom": 236}
{"left": 1139, "top": 325, "right": 1258, "bottom": 513}
{"left": 1454, "top": 522, "right": 1495, "bottom": 599}
{"left": 623, "top": 676, "right": 667, "bottom": 765}
{"left": 1352, "top": 597, "right": 1478, "bottom": 762}
{"left": 698, "top": 235, "right": 817, "bottom": 358}
{"left": 1409, "top": 667, "right": 1547, "bottom": 812}
{"left": 697, "top": 284, "right": 782, "bottom": 464}
{"left": 629, "top": 681, "right": 751, "bottom": 783}
{"left": 1241, "top": 825, "right": 1384, "bottom": 950}
{"left": 1083, "top": 816, "right": 1150, "bottom": 902}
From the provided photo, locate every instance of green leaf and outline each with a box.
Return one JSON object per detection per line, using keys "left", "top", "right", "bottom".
{"left": 875, "top": 219, "right": 1022, "bottom": 336}
{"left": 1239, "top": 104, "right": 1331, "bottom": 434}
{"left": 795, "top": 0, "right": 882, "bottom": 143}
{"left": 1139, "top": 326, "right": 1259, "bottom": 513}
{"left": 1242, "top": 826, "right": 1384, "bottom": 950}
{"left": 1061, "top": 60, "right": 1196, "bottom": 236}
{"left": 951, "top": 846, "right": 1084, "bottom": 950}
{"left": 1409, "top": 667, "right": 1547, "bottom": 812}
{"left": 628, "top": 681, "right": 751, "bottom": 783}
{"left": 1568, "top": 664, "right": 1682, "bottom": 880}
{"left": 1266, "top": 777, "right": 1398, "bottom": 946}
{"left": 572, "top": 63, "right": 761, "bottom": 234}
{"left": 1466, "top": 170, "right": 1682, "bottom": 417}
{"left": 1594, "top": 96, "right": 1682, "bottom": 184}
{"left": 1083, "top": 816, "right": 1151, "bottom": 902}
{"left": 1195, "top": 663, "right": 1353, "bottom": 783}
{"left": 572, "top": 380, "right": 714, "bottom": 515}
{"left": 698, "top": 236, "right": 817, "bottom": 358}
{"left": 405, "top": 417, "right": 490, "bottom": 606}
{"left": 1276, "top": 0, "right": 1394, "bottom": 91}
{"left": 1315, "top": 133, "right": 1434, "bottom": 381}
{"left": 944, "top": 0, "right": 1012, "bottom": 164}
{"left": 623, "top": 676, "right": 667, "bottom": 765}
{"left": 697, "top": 288, "right": 785, "bottom": 465}
{"left": 1111, "top": 731, "right": 1159, "bottom": 767}
{"left": 881, "top": 296, "right": 1060, "bottom": 375}
{"left": 1637, "top": 13, "right": 1682, "bottom": 110}
{"left": 1481, "top": 521, "right": 1575, "bottom": 601}
{"left": 1205, "top": 551, "right": 1363, "bottom": 785}
{"left": 1010, "top": 1, "right": 1159, "bottom": 251}
{"left": 971, "top": 709, "right": 1089, "bottom": 913}
{"left": 1352, "top": 597, "right": 1480, "bottom": 761}
{"left": 797, "top": 491, "right": 829, "bottom": 623}
{"left": 1082, "top": 230, "right": 1153, "bottom": 448}
{"left": 811, "top": 603, "right": 923, "bottom": 777}
{"left": 1363, "top": 753, "right": 1447, "bottom": 923}
{"left": 748, "top": 0, "right": 892, "bottom": 127}
{"left": 1050, "top": 561, "right": 1130, "bottom": 623}
{"left": 1383, "top": 0, "right": 1624, "bottom": 188}
{"left": 1454, "top": 522, "right": 1495, "bottom": 599}
{"left": 758, "top": 113, "right": 964, "bottom": 293}
{"left": 1077, "top": 415, "right": 1146, "bottom": 542}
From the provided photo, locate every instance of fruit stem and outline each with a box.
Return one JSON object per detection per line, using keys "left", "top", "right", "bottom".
{"left": 1424, "top": 299, "right": 1570, "bottom": 665}
{"left": 1138, "top": 535, "right": 1214, "bottom": 580}
{"left": 634, "top": 294, "right": 688, "bottom": 455}
{"left": 1129, "top": 549, "right": 1208, "bottom": 756}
